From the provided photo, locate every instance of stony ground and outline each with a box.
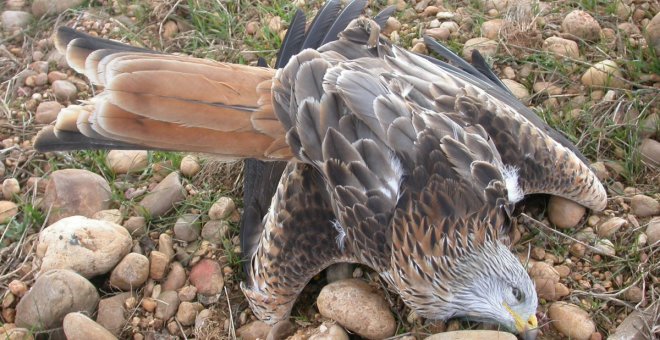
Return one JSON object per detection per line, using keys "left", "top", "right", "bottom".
{"left": 0, "top": 0, "right": 659, "bottom": 339}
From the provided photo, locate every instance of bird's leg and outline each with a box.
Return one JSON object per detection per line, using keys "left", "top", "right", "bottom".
{"left": 240, "top": 162, "right": 354, "bottom": 323}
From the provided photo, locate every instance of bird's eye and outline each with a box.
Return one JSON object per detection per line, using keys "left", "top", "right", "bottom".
{"left": 512, "top": 287, "right": 524, "bottom": 302}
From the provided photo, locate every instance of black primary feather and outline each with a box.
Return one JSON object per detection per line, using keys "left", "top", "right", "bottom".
{"left": 469, "top": 50, "right": 511, "bottom": 95}
{"left": 302, "top": 0, "right": 343, "bottom": 49}
{"left": 373, "top": 5, "right": 396, "bottom": 29}
{"left": 276, "top": 9, "right": 307, "bottom": 68}
{"left": 321, "top": 0, "right": 368, "bottom": 45}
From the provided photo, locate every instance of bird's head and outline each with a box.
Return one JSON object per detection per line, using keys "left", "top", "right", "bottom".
{"left": 387, "top": 240, "right": 538, "bottom": 338}
{"left": 450, "top": 241, "right": 539, "bottom": 338}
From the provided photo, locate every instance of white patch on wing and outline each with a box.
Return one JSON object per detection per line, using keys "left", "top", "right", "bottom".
{"left": 386, "top": 152, "right": 404, "bottom": 200}
{"left": 332, "top": 220, "right": 347, "bottom": 251}
{"left": 500, "top": 164, "right": 523, "bottom": 203}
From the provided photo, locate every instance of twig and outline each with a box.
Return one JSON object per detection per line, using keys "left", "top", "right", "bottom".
{"left": 224, "top": 285, "right": 236, "bottom": 339}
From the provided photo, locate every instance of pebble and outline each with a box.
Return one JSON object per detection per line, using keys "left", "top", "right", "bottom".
{"left": 236, "top": 320, "right": 271, "bottom": 340}
{"left": 307, "top": 323, "right": 349, "bottom": 340}
{"left": 425, "top": 330, "right": 516, "bottom": 340}
{"left": 440, "top": 21, "right": 459, "bottom": 34}
{"left": 161, "top": 261, "right": 186, "bottom": 292}
{"left": 106, "top": 150, "right": 148, "bottom": 174}
{"left": 462, "top": 38, "right": 498, "bottom": 61}
{"left": 425, "top": 27, "right": 450, "bottom": 41}
{"left": 155, "top": 291, "right": 180, "bottom": 320}
{"left": 51, "top": 79, "right": 78, "bottom": 101}
{"left": 548, "top": 196, "right": 585, "bottom": 229}
{"left": 548, "top": 302, "right": 596, "bottom": 340}
{"left": 569, "top": 242, "right": 587, "bottom": 257}
{"left": 5, "top": 0, "right": 26, "bottom": 11}
{"left": 189, "top": 259, "right": 224, "bottom": 295}
{"left": 149, "top": 250, "right": 170, "bottom": 280}
{"left": 316, "top": 279, "right": 395, "bottom": 339}
{"left": 47, "top": 71, "right": 67, "bottom": 83}
{"left": 35, "top": 101, "right": 62, "bottom": 124}
{"left": 594, "top": 239, "right": 616, "bottom": 256}
{"left": 639, "top": 138, "right": 660, "bottom": 168}
{"left": 631, "top": 194, "right": 659, "bottom": 217}
{"left": 31, "top": 0, "right": 84, "bottom": 17}
{"left": 142, "top": 297, "right": 157, "bottom": 312}
{"left": 543, "top": 37, "right": 579, "bottom": 59}
{"left": 63, "top": 312, "right": 117, "bottom": 340}
{"left": 622, "top": 286, "right": 644, "bottom": 303}
{"left": 0, "top": 201, "right": 18, "bottom": 223}
{"left": 1, "top": 10, "right": 33, "bottom": 31}
{"left": 581, "top": 60, "right": 627, "bottom": 89}
{"left": 123, "top": 216, "right": 146, "bottom": 237}
{"left": 596, "top": 217, "right": 626, "bottom": 238}
{"left": 158, "top": 233, "right": 175, "bottom": 259}
{"left": 382, "top": 17, "right": 400, "bottom": 35}
{"left": 178, "top": 285, "right": 197, "bottom": 302}
{"left": 173, "top": 213, "right": 201, "bottom": 242}
{"left": 162, "top": 20, "right": 178, "bottom": 40}
{"left": 175, "top": 301, "right": 202, "bottom": 326}
{"left": 8, "top": 280, "right": 27, "bottom": 297}
{"left": 480, "top": 19, "right": 504, "bottom": 40}
{"left": 0, "top": 326, "right": 32, "bottom": 340}
{"left": 137, "top": 172, "right": 186, "bottom": 218}
{"left": 15, "top": 269, "right": 99, "bottom": 330}
{"left": 37, "top": 216, "right": 132, "bottom": 278}
{"left": 561, "top": 10, "right": 601, "bottom": 41}
{"left": 41, "top": 168, "right": 112, "bottom": 224}
{"left": 208, "top": 196, "right": 236, "bottom": 220}
{"left": 93, "top": 209, "right": 123, "bottom": 225}
{"left": 268, "top": 320, "right": 296, "bottom": 340}
{"left": 180, "top": 155, "right": 201, "bottom": 177}
{"left": 109, "top": 253, "right": 150, "bottom": 290}
{"left": 2, "top": 178, "right": 19, "bottom": 200}
{"left": 201, "top": 220, "right": 230, "bottom": 243}
{"left": 646, "top": 217, "right": 660, "bottom": 246}
{"left": 501, "top": 79, "right": 529, "bottom": 100}
{"left": 97, "top": 292, "right": 133, "bottom": 336}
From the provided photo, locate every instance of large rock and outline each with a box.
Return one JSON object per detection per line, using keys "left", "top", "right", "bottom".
{"left": 0, "top": 200, "right": 18, "bottom": 223}
{"left": 35, "top": 101, "right": 62, "bottom": 124}
{"left": 31, "top": 0, "right": 84, "bottom": 17}
{"left": 548, "top": 196, "right": 585, "bottom": 229}
{"left": 189, "top": 259, "right": 224, "bottom": 295}
{"left": 97, "top": 292, "right": 133, "bottom": 336}
{"left": 37, "top": 216, "right": 132, "bottom": 278}
{"left": 1, "top": 11, "right": 33, "bottom": 31}
{"left": 41, "top": 169, "right": 112, "bottom": 224}
{"left": 542, "top": 36, "right": 579, "bottom": 59}
{"left": 581, "top": 60, "right": 627, "bottom": 89}
{"left": 15, "top": 269, "right": 99, "bottom": 331}
{"left": 631, "top": 194, "right": 660, "bottom": 217}
{"left": 547, "top": 302, "right": 595, "bottom": 340}
{"left": 63, "top": 312, "right": 117, "bottom": 340}
{"left": 639, "top": 138, "right": 660, "bottom": 169}
{"left": 646, "top": 12, "right": 660, "bottom": 55}
{"left": 316, "top": 279, "right": 395, "bottom": 339}
{"left": 109, "top": 253, "right": 150, "bottom": 290}
{"left": 106, "top": 150, "right": 148, "bottom": 174}
{"left": 561, "top": 10, "right": 601, "bottom": 41}
{"left": 462, "top": 38, "right": 498, "bottom": 61}
{"left": 137, "top": 172, "right": 186, "bottom": 218}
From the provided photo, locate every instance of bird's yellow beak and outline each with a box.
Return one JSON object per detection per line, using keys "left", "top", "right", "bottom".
{"left": 503, "top": 303, "right": 538, "bottom": 333}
